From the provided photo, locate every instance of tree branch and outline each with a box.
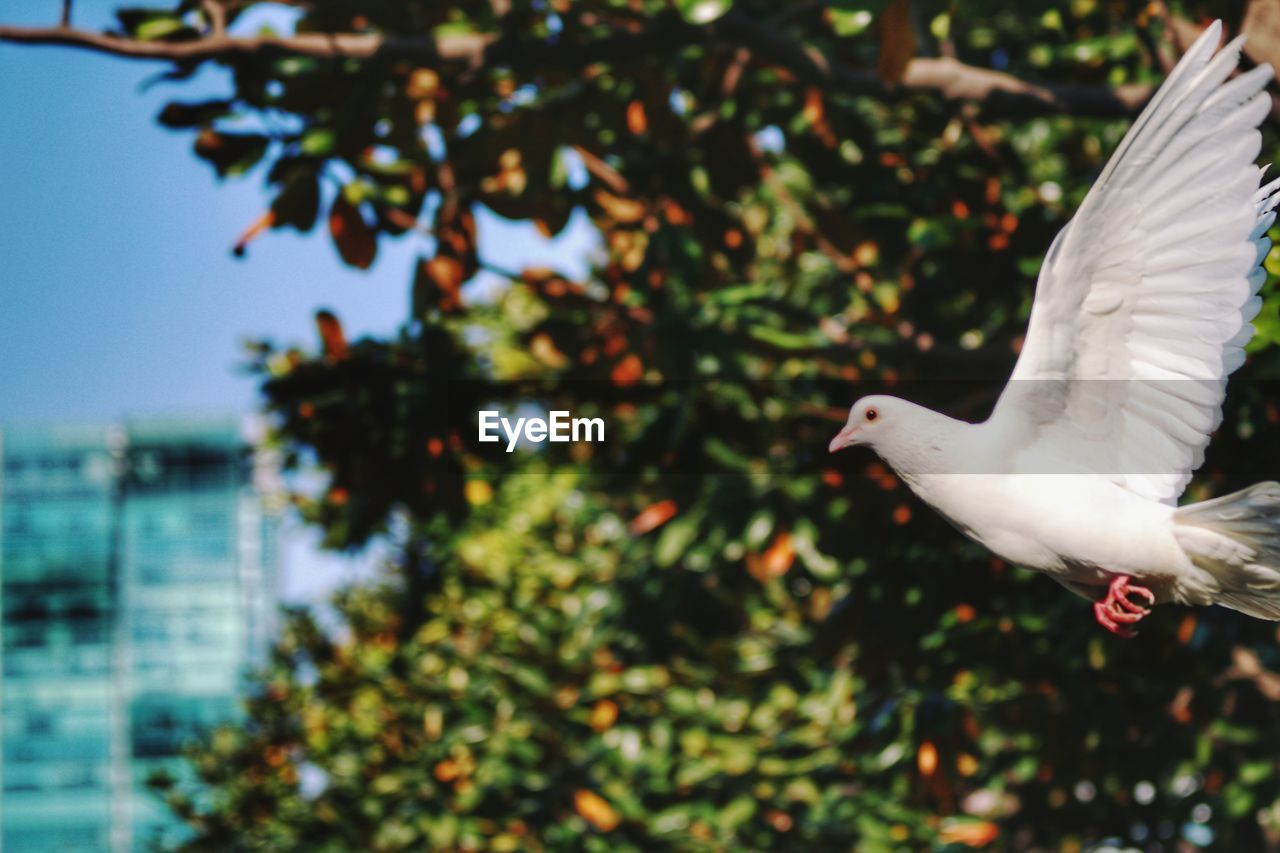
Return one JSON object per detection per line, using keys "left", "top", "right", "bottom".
{"left": 0, "top": 12, "right": 1155, "bottom": 119}
{"left": 0, "top": 23, "right": 486, "bottom": 63}
{"left": 709, "top": 13, "right": 1153, "bottom": 118}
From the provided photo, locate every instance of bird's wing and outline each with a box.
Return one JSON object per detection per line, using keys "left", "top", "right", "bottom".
{"left": 988, "top": 21, "right": 1278, "bottom": 505}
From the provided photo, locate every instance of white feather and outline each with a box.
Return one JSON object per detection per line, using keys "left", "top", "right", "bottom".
{"left": 988, "top": 22, "right": 1277, "bottom": 505}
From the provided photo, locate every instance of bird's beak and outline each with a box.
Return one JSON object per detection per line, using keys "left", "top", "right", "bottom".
{"left": 828, "top": 424, "right": 859, "bottom": 454}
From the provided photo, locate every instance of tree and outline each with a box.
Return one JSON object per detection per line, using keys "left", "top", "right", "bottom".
{"left": 12, "top": 0, "right": 1280, "bottom": 848}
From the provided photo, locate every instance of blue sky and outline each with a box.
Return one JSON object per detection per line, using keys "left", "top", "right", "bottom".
{"left": 0, "top": 4, "right": 597, "bottom": 602}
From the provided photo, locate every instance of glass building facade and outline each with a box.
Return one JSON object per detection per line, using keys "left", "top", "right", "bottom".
{"left": 0, "top": 416, "right": 279, "bottom": 851}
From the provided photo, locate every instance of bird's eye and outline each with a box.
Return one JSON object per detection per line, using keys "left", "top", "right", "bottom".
{"left": 864, "top": 408, "right": 878, "bottom": 422}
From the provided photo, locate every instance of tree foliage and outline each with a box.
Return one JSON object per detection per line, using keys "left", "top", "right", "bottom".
{"left": 18, "top": 0, "right": 1280, "bottom": 849}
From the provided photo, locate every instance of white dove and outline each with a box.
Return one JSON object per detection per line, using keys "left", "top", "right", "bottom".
{"left": 829, "top": 21, "right": 1280, "bottom": 637}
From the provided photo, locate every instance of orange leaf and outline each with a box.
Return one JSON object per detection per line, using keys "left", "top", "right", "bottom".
{"left": 407, "top": 68, "right": 440, "bottom": 100}
{"left": 917, "top": 741, "right": 938, "bottom": 776}
{"left": 748, "top": 532, "right": 796, "bottom": 583}
{"left": 876, "top": 0, "right": 917, "bottom": 83}
{"left": 195, "top": 127, "right": 223, "bottom": 154}
{"left": 425, "top": 256, "right": 465, "bottom": 308}
{"left": 611, "top": 353, "right": 644, "bottom": 387}
{"left": 1170, "top": 686, "right": 1194, "bottom": 724}
{"left": 530, "top": 332, "right": 568, "bottom": 368}
{"left": 662, "top": 198, "right": 692, "bottom": 226}
{"left": 329, "top": 195, "right": 377, "bottom": 269}
{"left": 1178, "top": 613, "right": 1197, "bottom": 645}
{"left": 761, "top": 532, "right": 795, "bottom": 577}
{"left": 985, "top": 177, "right": 1001, "bottom": 204}
{"left": 853, "top": 241, "right": 879, "bottom": 267}
{"left": 574, "top": 789, "right": 621, "bottom": 831}
{"left": 589, "top": 700, "right": 618, "bottom": 732}
{"left": 626, "top": 100, "right": 648, "bottom": 135}
{"left": 314, "top": 309, "right": 349, "bottom": 361}
{"left": 938, "top": 819, "right": 999, "bottom": 848}
{"left": 629, "top": 499, "right": 677, "bottom": 535}
{"left": 594, "top": 189, "right": 646, "bottom": 224}
{"left": 802, "top": 87, "right": 836, "bottom": 147}
{"left": 603, "top": 335, "right": 628, "bottom": 358}
{"left": 802, "top": 87, "right": 825, "bottom": 125}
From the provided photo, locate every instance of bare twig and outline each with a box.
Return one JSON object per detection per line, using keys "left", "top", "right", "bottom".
{"left": 202, "top": 0, "right": 227, "bottom": 38}
{"left": 60, "top": 0, "right": 72, "bottom": 27}
{"left": 960, "top": 103, "right": 1000, "bottom": 162}
{"left": 690, "top": 47, "right": 751, "bottom": 135}
{"left": 746, "top": 133, "right": 855, "bottom": 273}
{"left": 571, "top": 145, "right": 629, "bottom": 194}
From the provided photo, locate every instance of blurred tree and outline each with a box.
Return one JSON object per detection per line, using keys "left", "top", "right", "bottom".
{"left": 11, "top": 0, "right": 1280, "bottom": 849}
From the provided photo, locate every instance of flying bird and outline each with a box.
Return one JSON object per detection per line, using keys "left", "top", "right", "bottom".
{"left": 829, "top": 21, "right": 1280, "bottom": 637}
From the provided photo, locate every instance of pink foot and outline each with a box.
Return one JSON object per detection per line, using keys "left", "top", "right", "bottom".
{"left": 1093, "top": 575, "right": 1156, "bottom": 639}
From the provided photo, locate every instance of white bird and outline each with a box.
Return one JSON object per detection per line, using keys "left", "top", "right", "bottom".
{"left": 829, "top": 21, "right": 1280, "bottom": 637}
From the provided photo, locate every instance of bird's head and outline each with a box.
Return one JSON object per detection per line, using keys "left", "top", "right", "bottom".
{"left": 828, "top": 394, "right": 902, "bottom": 453}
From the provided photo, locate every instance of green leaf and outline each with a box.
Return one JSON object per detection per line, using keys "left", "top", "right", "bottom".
{"left": 746, "top": 326, "right": 823, "bottom": 351}
{"left": 116, "top": 8, "right": 194, "bottom": 40}
{"left": 157, "top": 100, "right": 234, "bottom": 129}
{"left": 829, "top": 9, "right": 876, "bottom": 36}
{"left": 136, "top": 16, "right": 188, "bottom": 41}
{"left": 271, "top": 166, "right": 321, "bottom": 232}
{"left": 675, "top": 0, "right": 733, "bottom": 25}
{"left": 655, "top": 515, "right": 699, "bottom": 567}
{"left": 1240, "top": 760, "right": 1273, "bottom": 785}
{"left": 300, "top": 128, "right": 336, "bottom": 157}
{"left": 193, "top": 131, "right": 269, "bottom": 178}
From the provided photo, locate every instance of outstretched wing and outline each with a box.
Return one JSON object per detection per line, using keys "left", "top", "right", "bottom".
{"left": 988, "top": 21, "right": 1278, "bottom": 504}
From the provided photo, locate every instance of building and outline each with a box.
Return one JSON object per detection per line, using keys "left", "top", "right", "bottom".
{"left": 0, "top": 416, "right": 280, "bottom": 851}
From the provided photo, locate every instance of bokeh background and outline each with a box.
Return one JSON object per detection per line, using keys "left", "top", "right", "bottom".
{"left": 7, "top": 0, "right": 1280, "bottom": 850}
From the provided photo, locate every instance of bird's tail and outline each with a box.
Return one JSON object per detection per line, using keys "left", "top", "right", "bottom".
{"left": 1174, "top": 481, "right": 1280, "bottom": 619}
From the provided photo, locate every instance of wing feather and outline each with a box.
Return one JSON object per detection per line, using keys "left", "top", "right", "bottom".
{"left": 990, "top": 21, "right": 1276, "bottom": 504}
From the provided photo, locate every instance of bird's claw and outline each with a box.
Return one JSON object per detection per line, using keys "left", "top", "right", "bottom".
{"left": 1094, "top": 601, "right": 1138, "bottom": 637}
{"left": 1093, "top": 576, "right": 1155, "bottom": 638}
